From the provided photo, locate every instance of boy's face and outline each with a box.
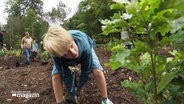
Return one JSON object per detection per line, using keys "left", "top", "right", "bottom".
{"left": 62, "top": 41, "right": 79, "bottom": 59}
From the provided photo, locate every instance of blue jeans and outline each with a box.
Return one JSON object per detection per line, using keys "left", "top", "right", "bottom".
{"left": 23, "top": 48, "right": 31, "bottom": 65}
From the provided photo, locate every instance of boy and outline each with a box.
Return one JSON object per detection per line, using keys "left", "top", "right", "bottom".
{"left": 43, "top": 25, "right": 113, "bottom": 104}
{"left": 32, "top": 40, "right": 38, "bottom": 61}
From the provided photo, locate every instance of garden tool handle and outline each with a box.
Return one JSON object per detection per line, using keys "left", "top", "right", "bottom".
{"left": 71, "top": 65, "right": 77, "bottom": 92}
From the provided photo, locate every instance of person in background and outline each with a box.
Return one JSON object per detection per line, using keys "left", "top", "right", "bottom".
{"left": 2, "top": 44, "right": 8, "bottom": 55}
{"left": 43, "top": 25, "right": 113, "bottom": 104}
{"left": 0, "top": 30, "right": 7, "bottom": 49}
{"left": 10, "top": 46, "right": 13, "bottom": 50}
{"left": 93, "top": 38, "right": 97, "bottom": 48}
{"left": 21, "top": 31, "right": 33, "bottom": 65}
{"left": 32, "top": 40, "right": 38, "bottom": 61}
{"left": 2, "top": 44, "right": 9, "bottom": 69}
{"left": 40, "top": 41, "right": 45, "bottom": 52}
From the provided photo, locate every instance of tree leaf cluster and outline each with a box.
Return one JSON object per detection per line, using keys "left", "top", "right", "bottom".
{"left": 63, "top": 0, "right": 115, "bottom": 43}
{"left": 102, "top": 0, "right": 184, "bottom": 103}
{"left": 44, "top": 1, "right": 71, "bottom": 24}
{"left": 5, "top": 0, "right": 43, "bottom": 17}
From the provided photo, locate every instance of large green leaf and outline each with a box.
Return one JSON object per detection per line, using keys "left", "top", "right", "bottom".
{"left": 170, "top": 16, "right": 184, "bottom": 33}
{"left": 152, "top": 21, "right": 170, "bottom": 36}
{"left": 157, "top": 70, "right": 184, "bottom": 95}
{"left": 170, "top": 30, "right": 184, "bottom": 43}
{"left": 108, "top": 49, "right": 130, "bottom": 70}
{"left": 105, "top": 61, "right": 122, "bottom": 70}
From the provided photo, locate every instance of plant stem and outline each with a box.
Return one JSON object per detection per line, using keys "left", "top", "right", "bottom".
{"left": 151, "top": 53, "right": 157, "bottom": 104}
{"left": 147, "top": 29, "right": 158, "bottom": 104}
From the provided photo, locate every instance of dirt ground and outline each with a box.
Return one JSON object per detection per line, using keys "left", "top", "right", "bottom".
{"left": 0, "top": 47, "right": 139, "bottom": 104}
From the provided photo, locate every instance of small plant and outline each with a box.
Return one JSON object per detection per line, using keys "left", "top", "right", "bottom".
{"left": 6, "top": 50, "right": 17, "bottom": 56}
{"left": 0, "top": 50, "right": 4, "bottom": 56}
{"left": 40, "top": 51, "right": 50, "bottom": 65}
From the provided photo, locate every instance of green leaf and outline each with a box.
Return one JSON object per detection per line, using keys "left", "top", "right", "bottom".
{"left": 170, "top": 16, "right": 184, "bottom": 33}
{"left": 134, "top": 40, "right": 149, "bottom": 52}
{"left": 111, "top": 13, "right": 121, "bottom": 19}
{"left": 135, "top": 27, "right": 147, "bottom": 34}
{"left": 156, "top": 22, "right": 170, "bottom": 36}
{"left": 161, "top": 37, "right": 171, "bottom": 46}
{"left": 170, "top": 30, "right": 184, "bottom": 43}
{"left": 157, "top": 70, "right": 184, "bottom": 95}
{"left": 121, "top": 80, "right": 148, "bottom": 101}
{"left": 126, "top": 1, "right": 145, "bottom": 21}
{"left": 102, "top": 25, "right": 121, "bottom": 35}
{"left": 121, "top": 80, "right": 139, "bottom": 89}
{"left": 110, "top": 2, "right": 125, "bottom": 11}
{"left": 160, "top": 0, "right": 184, "bottom": 10}
{"left": 99, "top": 19, "right": 111, "bottom": 25}
{"left": 114, "top": 19, "right": 128, "bottom": 27}
{"left": 108, "top": 49, "right": 130, "bottom": 70}
{"left": 105, "top": 61, "right": 122, "bottom": 70}
{"left": 151, "top": 15, "right": 171, "bottom": 36}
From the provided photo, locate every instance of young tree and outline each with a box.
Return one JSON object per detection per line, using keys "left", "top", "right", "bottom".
{"left": 101, "top": 0, "right": 184, "bottom": 103}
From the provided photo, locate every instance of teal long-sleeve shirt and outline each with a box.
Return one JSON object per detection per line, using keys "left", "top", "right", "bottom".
{"left": 52, "top": 30, "right": 93, "bottom": 96}
{"left": 33, "top": 43, "right": 38, "bottom": 51}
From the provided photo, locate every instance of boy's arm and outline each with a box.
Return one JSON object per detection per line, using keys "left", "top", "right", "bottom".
{"left": 77, "top": 51, "right": 93, "bottom": 94}
{"left": 52, "top": 57, "right": 75, "bottom": 97}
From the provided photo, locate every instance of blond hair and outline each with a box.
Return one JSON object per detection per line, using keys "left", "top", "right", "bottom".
{"left": 43, "top": 25, "right": 73, "bottom": 57}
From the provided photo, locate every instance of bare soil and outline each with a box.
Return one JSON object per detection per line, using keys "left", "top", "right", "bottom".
{"left": 0, "top": 47, "right": 139, "bottom": 104}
